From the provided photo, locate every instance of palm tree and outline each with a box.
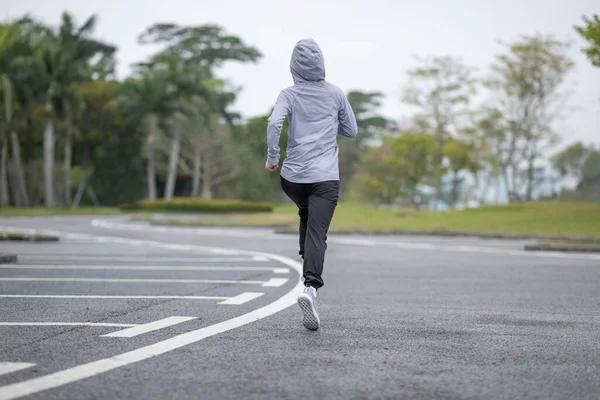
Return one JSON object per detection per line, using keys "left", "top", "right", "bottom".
{"left": 117, "top": 71, "right": 179, "bottom": 200}
{"left": 13, "top": 13, "right": 114, "bottom": 207}
{"left": 55, "top": 12, "right": 115, "bottom": 205}
{"left": 0, "top": 22, "right": 31, "bottom": 206}
{"left": 161, "top": 60, "right": 216, "bottom": 200}
{"left": 0, "top": 73, "right": 12, "bottom": 206}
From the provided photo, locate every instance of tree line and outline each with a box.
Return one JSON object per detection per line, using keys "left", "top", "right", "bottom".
{"left": 0, "top": 12, "right": 598, "bottom": 209}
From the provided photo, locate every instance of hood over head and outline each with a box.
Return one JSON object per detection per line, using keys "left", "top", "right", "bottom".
{"left": 290, "top": 39, "right": 326, "bottom": 83}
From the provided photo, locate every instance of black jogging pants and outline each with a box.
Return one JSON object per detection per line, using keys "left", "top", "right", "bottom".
{"left": 280, "top": 176, "right": 339, "bottom": 289}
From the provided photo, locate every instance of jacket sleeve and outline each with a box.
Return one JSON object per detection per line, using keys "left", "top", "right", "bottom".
{"left": 337, "top": 91, "right": 358, "bottom": 138}
{"left": 266, "top": 90, "right": 290, "bottom": 166}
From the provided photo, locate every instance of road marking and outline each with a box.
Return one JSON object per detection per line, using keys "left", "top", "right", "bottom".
{"left": 17, "top": 255, "right": 266, "bottom": 263}
{"left": 0, "top": 363, "right": 35, "bottom": 377}
{"left": 102, "top": 317, "right": 197, "bottom": 338}
{"left": 0, "top": 295, "right": 233, "bottom": 301}
{"left": 0, "top": 230, "right": 303, "bottom": 400}
{"left": 84, "top": 219, "right": 600, "bottom": 261}
{"left": 90, "top": 219, "right": 289, "bottom": 240}
{"left": 0, "top": 322, "right": 137, "bottom": 328}
{"left": 0, "top": 265, "right": 288, "bottom": 273}
{"left": 261, "top": 278, "right": 289, "bottom": 287}
{"left": 218, "top": 292, "right": 264, "bottom": 305}
{"left": 0, "top": 277, "right": 290, "bottom": 286}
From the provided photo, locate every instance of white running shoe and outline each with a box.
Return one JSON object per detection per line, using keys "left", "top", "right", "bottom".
{"left": 297, "top": 286, "right": 320, "bottom": 330}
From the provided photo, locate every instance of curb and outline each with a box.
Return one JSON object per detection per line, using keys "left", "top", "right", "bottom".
{"left": 523, "top": 244, "right": 600, "bottom": 253}
{"left": 0, "top": 232, "right": 60, "bottom": 242}
{"left": 0, "top": 253, "right": 17, "bottom": 263}
{"left": 273, "top": 227, "right": 600, "bottom": 243}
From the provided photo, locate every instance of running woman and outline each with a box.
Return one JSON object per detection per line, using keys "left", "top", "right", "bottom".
{"left": 265, "top": 38, "right": 358, "bottom": 330}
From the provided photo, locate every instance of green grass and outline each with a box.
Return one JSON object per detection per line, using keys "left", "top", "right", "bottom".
{"left": 3, "top": 200, "right": 600, "bottom": 238}
{"left": 137, "top": 200, "right": 600, "bottom": 238}
{"left": 333, "top": 200, "right": 600, "bottom": 237}
{"left": 0, "top": 207, "right": 123, "bottom": 216}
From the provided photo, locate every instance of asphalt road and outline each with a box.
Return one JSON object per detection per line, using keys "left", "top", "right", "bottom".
{"left": 0, "top": 215, "right": 599, "bottom": 400}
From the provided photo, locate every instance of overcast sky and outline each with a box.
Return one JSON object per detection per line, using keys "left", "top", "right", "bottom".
{"left": 4, "top": 0, "right": 599, "bottom": 149}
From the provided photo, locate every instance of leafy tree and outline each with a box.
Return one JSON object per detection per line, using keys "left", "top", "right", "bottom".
{"left": 72, "top": 79, "right": 146, "bottom": 206}
{"left": 581, "top": 149, "right": 600, "bottom": 185}
{"left": 487, "top": 34, "right": 574, "bottom": 201}
{"left": 574, "top": 14, "right": 600, "bottom": 67}
{"left": 550, "top": 141, "right": 592, "bottom": 185}
{"left": 339, "top": 90, "right": 394, "bottom": 198}
{"left": 174, "top": 85, "right": 242, "bottom": 200}
{"left": 136, "top": 22, "right": 261, "bottom": 200}
{"left": 443, "top": 137, "right": 482, "bottom": 208}
{"left": 402, "top": 55, "right": 478, "bottom": 206}
{"left": 474, "top": 107, "right": 513, "bottom": 202}
{"left": 358, "top": 132, "right": 437, "bottom": 208}
{"left": 54, "top": 12, "right": 116, "bottom": 205}
{"left": 0, "top": 21, "right": 37, "bottom": 206}
{"left": 5, "top": 13, "right": 115, "bottom": 207}
{"left": 117, "top": 70, "right": 179, "bottom": 200}
{"left": 220, "top": 111, "right": 289, "bottom": 202}
{"left": 137, "top": 24, "right": 261, "bottom": 68}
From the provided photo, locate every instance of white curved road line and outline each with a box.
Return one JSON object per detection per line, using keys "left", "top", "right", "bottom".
{"left": 90, "top": 218, "right": 600, "bottom": 261}
{"left": 0, "top": 229, "right": 303, "bottom": 400}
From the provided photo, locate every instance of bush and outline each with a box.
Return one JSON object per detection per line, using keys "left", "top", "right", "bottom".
{"left": 120, "top": 198, "right": 274, "bottom": 213}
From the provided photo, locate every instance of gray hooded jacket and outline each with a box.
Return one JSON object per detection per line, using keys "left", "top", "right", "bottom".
{"left": 267, "top": 39, "right": 358, "bottom": 184}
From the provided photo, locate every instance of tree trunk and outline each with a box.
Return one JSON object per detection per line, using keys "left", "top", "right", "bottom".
{"left": 502, "top": 167, "right": 511, "bottom": 202}
{"left": 146, "top": 139, "right": 156, "bottom": 200}
{"left": 201, "top": 156, "right": 212, "bottom": 200}
{"left": 479, "top": 173, "right": 491, "bottom": 205}
{"left": 164, "top": 128, "right": 181, "bottom": 200}
{"left": 0, "top": 137, "right": 9, "bottom": 207}
{"left": 73, "top": 177, "right": 86, "bottom": 207}
{"left": 526, "top": 157, "right": 535, "bottom": 201}
{"left": 43, "top": 101, "right": 54, "bottom": 207}
{"left": 510, "top": 164, "right": 521, "bottom": 201}
{"left": 191, "top": 147, "right": 201, "bottom": 197}
{"left": 450, "top": 171, "right": 460, "bottom": 209}
{"left": 434, "top": 117, "right": 446, "bottom": 208}
{"left": 410, "top": 187, "right": 420, "bottom": 210}
{"left": 10, "top": 131, "right": 29, "bottom": 206}
{"left": 7, "top": 158, "right": 21, "bottom": 206}
{"left": 64, "top": 107, "right": 72, "bottom": 206}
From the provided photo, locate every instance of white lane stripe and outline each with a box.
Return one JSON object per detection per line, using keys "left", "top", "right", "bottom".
{"left": 0, "top": 278, "right": 287, "bottom": 286}
{"left": 90, "top": 219, "right": 287, "bottom": 240}
{"left": 0, "top": 232, "right": 303, "bottom": 400}
{"left": 0, "top": 295, "right": 230, "bottom": 300}
{"left": 86, "top": 219, "right": 600, "bottom": 261}
{"left": 0, "top": 265, "right": 288, "bottom": 273}
{"left": 0, "top": 322, "right": 137, "bottom": 328}
{"left": 102, "top": 317, "right": 197, "bottom": 338}
{"left": 17, "top": 256, "right": 266, "bottom": 263}
{"left": 218, "top": 292, "right": 264, "bottom": 305}
{"left": 261, "top": 278, "right": 289, "bottom": 287}
{"left": 0, "top": 363, "right": 36, "bottom": 377}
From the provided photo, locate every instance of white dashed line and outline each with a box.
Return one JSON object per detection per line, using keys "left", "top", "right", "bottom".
{"left": 261, "top": 278, "right": 290, "bottom": 287}
{"left": 15, "top": 255, "right": 268, "bottom": 263}
{"left": 217, "top": 292, "right": 264, "bottom": 305}
{"left": 0, "top": 322, "right": 137, "bottom": 328}
{"left": 0, "top": 277, "right": 289, "bottom": 286}
{"left": 0, "top": 265, "right": 288, "bottom": 273}
{"left": 0, "top": 363, "right": 36, "bottom": 377}
{"left": 0, "top": 294, "right": 257, "bottom": 302}
{"left": 0, "top": 225, "right": 301, "bottom": 400}
{"left": 101, "top": 317, "right": 197, "bottom": 338}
